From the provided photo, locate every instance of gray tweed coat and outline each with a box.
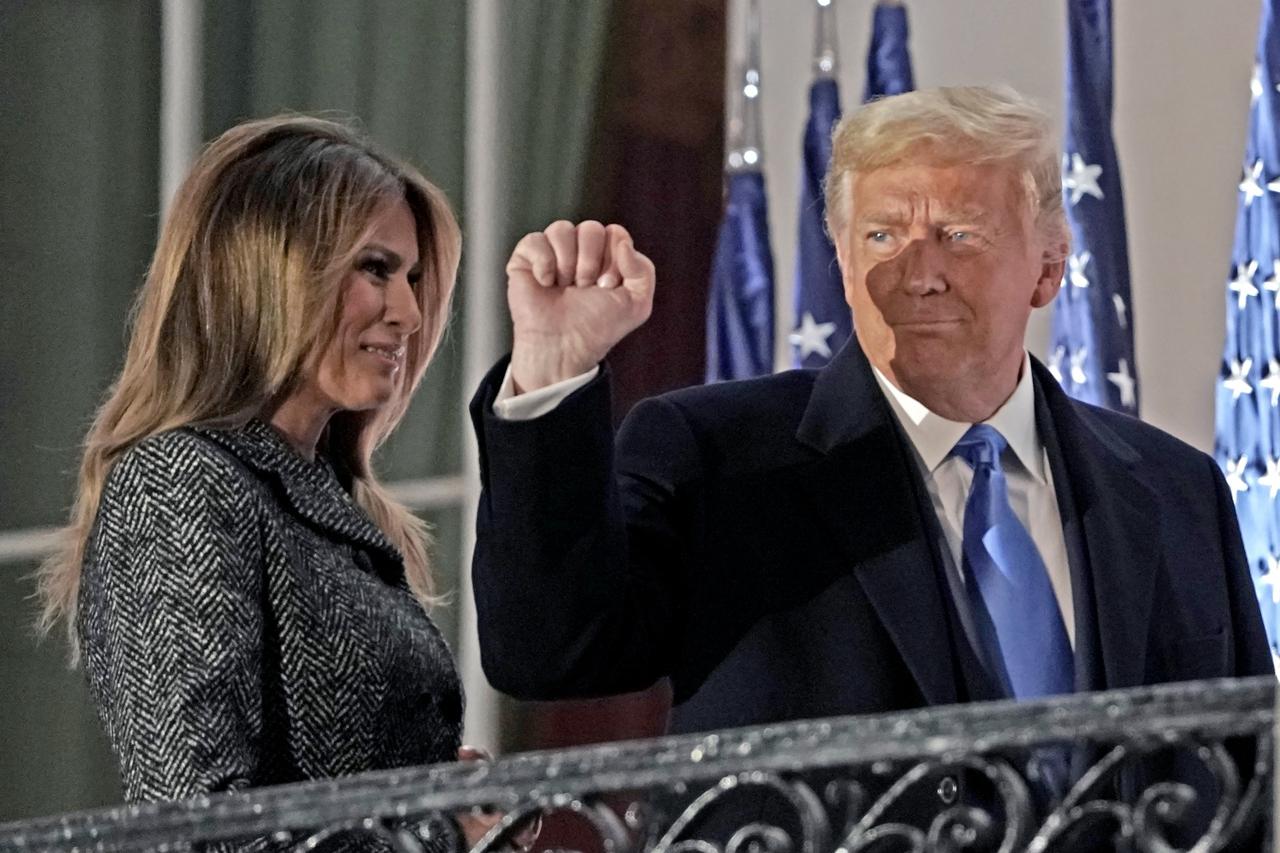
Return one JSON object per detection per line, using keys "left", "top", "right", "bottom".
{"left": 79, "top": 418, "right": 464, "bottom": 807}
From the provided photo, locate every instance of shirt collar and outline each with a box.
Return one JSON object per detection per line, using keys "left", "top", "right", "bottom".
{"left": 870, "top": 352, "right": 1046, "bottom": 483}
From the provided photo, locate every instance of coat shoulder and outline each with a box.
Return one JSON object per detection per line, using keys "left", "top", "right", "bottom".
{"left": 102, "top": 427, "right": 266, "bottom": 518}
{"left": 1073, "top": 400, "right": 1215, "bottom": 479}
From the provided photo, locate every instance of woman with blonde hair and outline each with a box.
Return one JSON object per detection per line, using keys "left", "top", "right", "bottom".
{"left": 37, "top": 115, "right": 469, "bottom": 822}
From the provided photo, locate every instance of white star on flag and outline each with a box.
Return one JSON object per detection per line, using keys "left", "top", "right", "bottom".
{"left": 1261, "top": 359, "right": 1280, "bottom": 405}
{"left": 1261, "top": 456, "right": 1280, "bottom": 499}
{"left": 1069, "top": 347, "right": 1088, "bottom": 386}
{"left": 1106, "top": 358, "right": 1136, "bottom": 409}
{"left": 1261, "top": 554, "right": 1280, "bottom": 603}
{"left": 1047, "top": 346, "right": 1065, "bottom": 384}
{"left": 1225, "top": 357, "right": 1255, "bottom": 400}
{"left": 1062, "top": 153, "right": 1104, "bottom": 205}
{"left": 1112, "top": 294, "right": 1128, "bottom": 329}
{"left": 1240, "top": 160, "right": 1266, "bottom": 206}
{"left": 1067, "top": 251, "right": 1092, "bottom": 289}
{"left": 789, "top": 312, "right": 837, "bottom": 360}
{"left": 1253, "top": 64, "right": 1266, "bottom": 103}
{"left": 1230, "top": 261, "right": 1260, "bottom": 309}
{"left": 1265, "top": 261, "right": 1280, "bottom": 294}
{"left": 1225, "top": 454, "right": 1250, "bottom": 504}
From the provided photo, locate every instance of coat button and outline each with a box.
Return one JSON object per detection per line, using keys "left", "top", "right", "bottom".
{"left": 936, "top": 775, "right": 958, "bottom": 805}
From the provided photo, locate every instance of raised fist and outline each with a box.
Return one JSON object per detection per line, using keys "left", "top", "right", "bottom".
{"left": 506, "top": 220, "right": 656, "bottom": 393}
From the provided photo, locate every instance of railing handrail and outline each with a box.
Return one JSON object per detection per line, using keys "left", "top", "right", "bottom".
{"left": 2, "top": 676, "right": 1275, "bottom": 850}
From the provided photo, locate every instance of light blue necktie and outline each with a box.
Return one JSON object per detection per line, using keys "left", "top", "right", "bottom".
{"left": 951, "top": 424, "right": 1074, "bottom": 699}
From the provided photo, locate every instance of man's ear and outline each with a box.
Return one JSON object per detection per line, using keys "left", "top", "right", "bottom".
{"left": 1030, "top": 239, "right": 1068, "bottom": 309}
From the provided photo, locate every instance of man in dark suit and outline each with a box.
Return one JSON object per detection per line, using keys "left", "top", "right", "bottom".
{"left": 469, "top": 86, "right": 1271, "bottom": 829}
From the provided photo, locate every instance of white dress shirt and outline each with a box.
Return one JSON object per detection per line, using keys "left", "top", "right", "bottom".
{"left": 492, "top": 365, "right": 600, "bottom": 421}
{"left": 492, "top": 355, "right": 1075, "bottom": 647}
{"left": 871, "top": 354, "right": 1074, "bottom": 648}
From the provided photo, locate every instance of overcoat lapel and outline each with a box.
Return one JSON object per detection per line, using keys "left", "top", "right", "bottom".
{"left": 1031, "top": 359, "right": 1160, "bottom": 690}
{"left": 796, "top": 342, "right": 959, "bottom": 707}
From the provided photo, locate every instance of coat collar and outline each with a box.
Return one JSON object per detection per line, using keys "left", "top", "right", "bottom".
{"left": 188, "top": 419, "right": 403, "bottom": 571}
{"left": 796, "top": 337, "right": 893, "bottom": 454}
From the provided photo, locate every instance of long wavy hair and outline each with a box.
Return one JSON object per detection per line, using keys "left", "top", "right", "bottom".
{"left": 38, "top": 115, "right": 460, "bottom": 651}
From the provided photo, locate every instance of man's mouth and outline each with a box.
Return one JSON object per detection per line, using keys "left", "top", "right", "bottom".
{"left": 890, "top": 318, "right": 964, "bottom": 328}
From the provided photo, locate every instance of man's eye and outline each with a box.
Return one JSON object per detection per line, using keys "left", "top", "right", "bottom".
{"left": 868, "top": 231, "right": 892, "bottom": 244}
{"left": 948, "top": 231, "right": 971, "bottom": 242}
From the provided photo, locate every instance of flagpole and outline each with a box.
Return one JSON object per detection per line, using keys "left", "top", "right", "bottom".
{"left": 813, "top": 0, "right": 838, "bottom": 79}
{"left": 705, "top": 0, "right": 776, "bottom": 382}
{"left": 726, "top": 0, "right": 764, "bottom": 173}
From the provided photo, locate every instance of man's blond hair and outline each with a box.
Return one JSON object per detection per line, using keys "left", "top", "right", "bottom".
{"left": 825, "top": 85, "right": 1068, "bottom": 247}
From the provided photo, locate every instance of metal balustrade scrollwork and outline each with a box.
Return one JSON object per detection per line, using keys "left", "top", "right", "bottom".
{"left": 0, "top": 676, "right": 1275, "bottom": 853}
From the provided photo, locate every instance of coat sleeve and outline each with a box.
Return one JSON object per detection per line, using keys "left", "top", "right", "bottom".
{"left": 470, "top": 357, "right": 701, "bottom": 700}
{"left": 79, "top": 432, "right": 270, "bottom": 807}
{"left": 1207, "top": 454, "right": 1275, "bottom": 678}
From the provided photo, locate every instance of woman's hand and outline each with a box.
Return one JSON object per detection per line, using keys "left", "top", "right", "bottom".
{"left": 455, "top": 745, "right": 542, "bottom": 852}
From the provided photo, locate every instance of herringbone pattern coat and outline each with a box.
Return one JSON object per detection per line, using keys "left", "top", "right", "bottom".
{"left": 79, "top": 419, "right": 464, "bottom": 814}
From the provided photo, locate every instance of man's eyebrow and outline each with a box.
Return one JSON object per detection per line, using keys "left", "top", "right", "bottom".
{"left": 856, "top": 210, "right": 911, "bottom": 225}
{"left": 856, "top": 207, "right": 992, "bottom": 225}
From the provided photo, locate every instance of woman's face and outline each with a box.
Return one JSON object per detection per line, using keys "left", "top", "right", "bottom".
{"left": 309, "top": 198, "right": 423, "bottom": 414}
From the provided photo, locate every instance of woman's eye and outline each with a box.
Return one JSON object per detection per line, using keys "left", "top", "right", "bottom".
{"left": 361, "top": 257, "right": 391, "bottom": 281}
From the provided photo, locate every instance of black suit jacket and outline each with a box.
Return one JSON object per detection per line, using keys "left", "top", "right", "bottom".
{"left": 470, "top": 341, "right": 1271, "bottom": 731}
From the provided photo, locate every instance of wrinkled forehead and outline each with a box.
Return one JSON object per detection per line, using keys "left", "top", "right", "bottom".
{"left": 848, "top": 159, "right": 1031, "bottom": 225}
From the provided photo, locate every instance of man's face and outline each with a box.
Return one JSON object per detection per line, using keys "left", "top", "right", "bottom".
{"left": 834, "top": 160, "right": 1064, "bottom": 398}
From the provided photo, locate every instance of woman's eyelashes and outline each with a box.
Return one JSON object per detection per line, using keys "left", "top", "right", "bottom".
{"left": 360, "top": 255, "right": 393, "bottom": 282}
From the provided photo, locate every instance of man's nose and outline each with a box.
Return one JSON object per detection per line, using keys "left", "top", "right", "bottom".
{"left": 898, "top": 237, "right": 948, "bottom": 296}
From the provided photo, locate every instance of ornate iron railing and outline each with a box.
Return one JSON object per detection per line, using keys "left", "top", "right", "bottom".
{"left": 1, "top": 676, "right": 1275, "bottom": 852}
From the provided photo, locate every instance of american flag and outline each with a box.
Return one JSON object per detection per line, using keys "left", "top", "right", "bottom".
{"left": 706, "top": 0, "right": 774, "bottom": 382}
{"left": 1047, "top": 0, "right": 1139, "bottom": 415}
{"left": 1215, "top": 0, "right": 1280, "bottom": 661}
{"left": 706, "top": 170, "right": 775, "bottom": 382}
{"left": 791, "top": 0, "right": 914, "bottom": 369}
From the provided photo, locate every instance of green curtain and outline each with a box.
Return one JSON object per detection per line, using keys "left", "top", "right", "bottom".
{"left": 498, "top": 1, "right": 613, "bottom": 243}
{"left": 0, "top": 0, "right": 163, "bottom": 820}
{"left": 0, "top": 0, "right": 614, "bottom": 823}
